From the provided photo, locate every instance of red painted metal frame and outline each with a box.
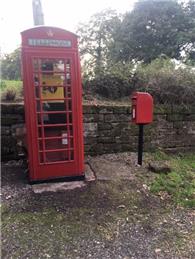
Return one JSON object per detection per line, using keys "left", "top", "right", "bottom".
{"left": 21, "top": 26, "right": 84, "bottom": 182}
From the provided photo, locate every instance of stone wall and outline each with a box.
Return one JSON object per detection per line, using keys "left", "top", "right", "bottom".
{"left": 1, "top": 103, "right": 195, "bottom": 160}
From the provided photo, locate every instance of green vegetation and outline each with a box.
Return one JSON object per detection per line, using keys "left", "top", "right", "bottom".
{"left": 77, "top": 0, "right": 195, "bottom": 104}
{"left": 150, "top": 153, "right": 195, "bottom": 208}
{"left": 111, "top": 0, "right": 195, "bottom": 63}
{"left": 150, "top": 150, "right": 171, "bottom": 161}
{"left": 1, "top": 48, "right": 21, "bottom": 80}
{"left": 0, "top": 80, "right": 23, "bottom": 101}
{"left": 84, "top": 73, "right": 133, "bottom": 99}
{"left": 134, "top": 58, "right": 195, "bottom": 105}
{"left": 78, "top": 1, "right": 195, "bottom": 73}
{"left": 84, "top": 57, "right": 195, "bottom": 105}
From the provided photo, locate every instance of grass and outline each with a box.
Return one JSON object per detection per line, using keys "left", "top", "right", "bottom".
{"left": 0, "top": 80, "right": 23, "bottom": 101}
{"left": 150, "top": 150, "right": 171, "bottom": 161}
{"left": 0, "top": 80, "right": 22, "bottom": 89}
{"left": 150, "top": 153, "right": 195, "bottom": 208}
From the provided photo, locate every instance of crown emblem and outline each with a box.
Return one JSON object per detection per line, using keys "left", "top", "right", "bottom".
{"left": 47, "top": 30, "right": 54, "bottom": 37}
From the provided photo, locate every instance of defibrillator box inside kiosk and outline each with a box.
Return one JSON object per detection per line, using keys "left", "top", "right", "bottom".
{"left": 21, "top": 26, "right": 84, "bottom": 182}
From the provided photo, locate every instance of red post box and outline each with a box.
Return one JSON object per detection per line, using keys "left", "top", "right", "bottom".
{"left": 21, "top": 26, "right": 84, "bottom": 182}
{"left": 131, "top": 92, "right": 153, "bottom": 165}
{"left": 132, "top": 92, "right": 153, "bottom": 124}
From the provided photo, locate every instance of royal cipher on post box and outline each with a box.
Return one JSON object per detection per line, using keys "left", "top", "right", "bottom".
{"left": 21, "top": 26, "right": 84, "bottom": 182}
{"left": 132, "top": 92, "right": 153, "bottom": 124}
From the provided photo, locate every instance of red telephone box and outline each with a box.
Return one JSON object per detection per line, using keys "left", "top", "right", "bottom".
{"left": 21, "top": 26, "right": 84, "bottom": 182}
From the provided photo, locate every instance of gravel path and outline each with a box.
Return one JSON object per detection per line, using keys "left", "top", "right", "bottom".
{"left": 1, "top": 154, "right": 195, "bottom": 259}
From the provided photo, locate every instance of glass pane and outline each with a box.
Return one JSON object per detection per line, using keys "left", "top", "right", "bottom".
{"left": 42, "top": 101, "right": 66, "bottom": 112}
{"left": 42, "top": 113, "right": 51, "bottom": 124}
{"left": 63, "top": 87, "right": 71, "bottom": 98}
{"left": 37, "top": 114, "right": 42, "bottom": 124}
{"left": 66, "top": 73, "right": 71, "bottom": 85}
{"left": 39, "top": 152, "right": 44, "bottom": 163}
{"left": 41, "top": 85, "right": 65, "bottom": 99}
{"left": 69, "top": 113, "right": 72, "bottom": 124}
{"left": 68, "top": 87, "right": 71, "bottom": 97}
{"left": 70, "top": 151, "right": 74, "bottom": 160}
{"left": 70, "top": 138, "right": 74, "bottom": 148}
{"left": 38, "top": 127, "right": 42, "bottom": 138}
{"left": 39, "top": 140, "right": 43, "bottom": 151}
{"left": 66, "top": 61, "right": 70, "bottom": 72}
{"left": 41, "top": 73, "right": 65, "bottom": 87}
{"left": 45, "top": 137, "right": 68, "bottom": 151}
{"left": 69, "top": 125, "right": 73, "bottom": 136}
{"left": 33, "top": 74, "right": 40, "bottom": 98}
{"left": 66, "top": 60, "right": 71, "bottom": 84}
{"left": 44, "top": 126, "right": 68, "bottom": 138}
{"left": 34, "top": 74, "right": 39, "bottom": 86}
{"left": 45, "top": 151, "right": 68, "bottom": 162}
{"left": 43, "top": 113, "right": 67, "bottom": 125}
{"left": 33, "top": 59, "right": 39, "bottom": 71}
{"left": 35, "top": 86, "right": 40, "bottom": 98}
{"left": 41, "top": 59, "right": 65, "bottom": 72}
{"left": 68, "top": 100, "right": 72, "bottom": 111}
{"left": 36, "top": 101, "right": 41, "bottom": 112}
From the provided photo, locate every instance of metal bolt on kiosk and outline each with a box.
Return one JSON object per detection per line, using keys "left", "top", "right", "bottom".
{"left": 21, "top": 26, "right": 84, "bottom": 182}
{"left": 131, "top": 92, "right": 153, "bottom": 165}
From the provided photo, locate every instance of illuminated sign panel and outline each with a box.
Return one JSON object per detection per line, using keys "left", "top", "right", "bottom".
{"left": 28, "top": 38, "right": 71, "bottom": 47}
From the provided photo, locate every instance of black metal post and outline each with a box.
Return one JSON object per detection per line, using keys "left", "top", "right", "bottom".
{"left": 138, "top": 124, "right": 144, "bottom": 165}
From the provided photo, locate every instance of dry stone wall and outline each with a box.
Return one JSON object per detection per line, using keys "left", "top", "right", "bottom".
{"left": 1, "top": 103, "right": 195, "bottom": 160}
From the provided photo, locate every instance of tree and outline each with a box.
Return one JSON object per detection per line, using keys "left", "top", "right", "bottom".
{"left": 112, "top": 0, "right": 195, "bottom": 63}
{"left": 1, "top": 48, "right": 21, "bottom": 80}
{"left": 181, "top": 0, "right": 195, "bottom": 65}
{"left": 77, "top": 9, "right": 121, "bottom": 77}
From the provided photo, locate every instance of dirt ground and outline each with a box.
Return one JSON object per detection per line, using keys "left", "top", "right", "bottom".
{"left": 1, "top": 153, "right": 195, "bottom": 259}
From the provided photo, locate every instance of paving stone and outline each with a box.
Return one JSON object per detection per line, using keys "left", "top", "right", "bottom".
{"left": 148, "top": 161, "right": 172, "bottom": 174}
{"left": 85, "top": 164, "right": 96, "bottom": 182}
{"left": 32, "top": 181, "right": 86, "bottom": 194}
{"left": 88, "top": 157, "right": 134, "bottom": 181}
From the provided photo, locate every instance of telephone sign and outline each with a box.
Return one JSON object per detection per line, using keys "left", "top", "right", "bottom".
{"left": 21, "top": 26, "right": 84, "bottom": 182}
{"left": 28, "top": 39, "right": 71, "bottom": 47}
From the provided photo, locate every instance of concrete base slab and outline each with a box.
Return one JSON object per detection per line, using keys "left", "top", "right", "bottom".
{"left": 85, "top": 164, "right": 96, "bottom": 182}
{"left": 30, "top": 153, "right": 137, "bottom": 193}
{"left": 32, "top": 181, "right": 86, "bottom": 194}
{"left": 88, "top": 157, "right": 134, "bottom": 181}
